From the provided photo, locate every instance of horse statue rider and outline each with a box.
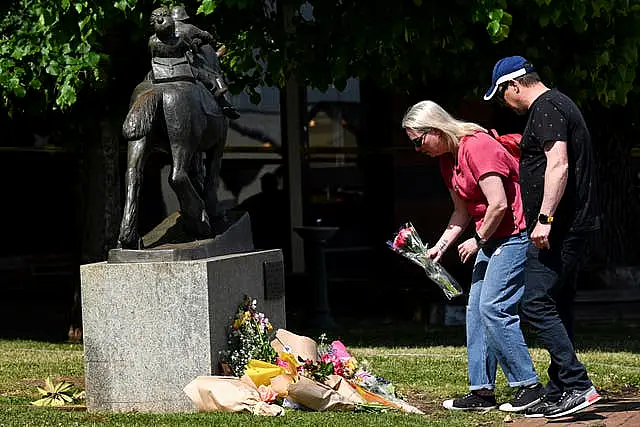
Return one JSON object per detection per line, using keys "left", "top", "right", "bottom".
{"left": 149, "top": 5, "right": 240, "bottom": 120}
{"left": 117, "top": 7, "right": 231, "bottom": 249}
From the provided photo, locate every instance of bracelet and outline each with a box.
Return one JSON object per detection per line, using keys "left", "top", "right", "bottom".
{"left": 474, "top": 231, "right": 487, "bottom": 247}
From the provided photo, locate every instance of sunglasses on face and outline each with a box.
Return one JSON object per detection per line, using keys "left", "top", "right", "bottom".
{"left": 411, "top": 128, "right": 434, "bottom": 148}
{"left": 496, "top": 82, "right": 510, "bottom": 104}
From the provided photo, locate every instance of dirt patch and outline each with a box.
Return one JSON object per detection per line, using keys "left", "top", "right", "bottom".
{"left": 599, "top": 383, "right": 640, "bottom": 399}
{"left": 404, "top": 390, "right": 442, "bottom": 413}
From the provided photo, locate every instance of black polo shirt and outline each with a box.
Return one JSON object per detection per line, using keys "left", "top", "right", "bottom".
{"left": 520, "top": 89, "right": 600, "bottom": 234}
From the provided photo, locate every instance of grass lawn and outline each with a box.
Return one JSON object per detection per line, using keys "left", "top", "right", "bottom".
{"left": 0, "top": 320, "right": 638, "bottom": 426}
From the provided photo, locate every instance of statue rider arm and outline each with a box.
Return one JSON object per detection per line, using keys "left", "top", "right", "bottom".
{"left": 189, "top": 25, "right": 215, "bottom": 48}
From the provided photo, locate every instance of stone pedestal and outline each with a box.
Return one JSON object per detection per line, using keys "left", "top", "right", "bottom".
{"left": 80, "top": 249, "right": 286, "bottom": 413}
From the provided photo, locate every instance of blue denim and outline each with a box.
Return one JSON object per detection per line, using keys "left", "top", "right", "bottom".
{"left": 467, "top": 232, "right": 539, "bottom": 390}
{"left": 520, "top": 232, "right": 593, "bottom": 398}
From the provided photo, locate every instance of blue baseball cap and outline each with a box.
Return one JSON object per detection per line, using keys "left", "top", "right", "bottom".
{"left": 483, "top": 56, "right": 535, "bottom": 100}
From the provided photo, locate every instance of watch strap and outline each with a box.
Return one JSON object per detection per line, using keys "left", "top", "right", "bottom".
{"left": 474, "top": 231, "right": 487, "bottom": 247}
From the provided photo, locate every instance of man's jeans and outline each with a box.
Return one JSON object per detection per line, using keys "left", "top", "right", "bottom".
{"left": 520, "top": 232, "right": 593, "bottom": 398}
{"left": 467, "top": 232, "right": 539, "bottom": 390}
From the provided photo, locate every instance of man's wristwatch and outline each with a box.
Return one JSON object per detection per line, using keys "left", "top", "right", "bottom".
{"left": 538, "top": 214, "right": 554, "bottom": 225}
{"left": 474, "top": 231, "right": 487, "bottom": 247}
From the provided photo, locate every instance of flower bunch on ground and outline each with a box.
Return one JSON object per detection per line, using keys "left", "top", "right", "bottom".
{"left": 221, "top": 295, "right": 277, "bottom": 376}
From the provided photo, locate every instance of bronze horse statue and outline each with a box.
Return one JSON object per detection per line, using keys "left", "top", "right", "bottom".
{"left": 117, "top": 8, "right": 229, "bottom": 249}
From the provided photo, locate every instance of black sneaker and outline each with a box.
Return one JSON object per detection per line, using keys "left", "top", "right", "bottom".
{"left": 544, "top": 386, "right": 601, "bottom": 418}
{"left": 499, "top": 382, "right": 544, "bottom": 412}
{"left": 443, "top": 391, "right": 496, "bottom": 411}
{"left": 524, "top": 394, "right": 559, "bottom": 418}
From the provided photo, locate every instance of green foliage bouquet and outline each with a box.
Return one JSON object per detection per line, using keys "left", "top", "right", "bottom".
{"left": 220, "top": 295, "right": 278, "bottom": 377}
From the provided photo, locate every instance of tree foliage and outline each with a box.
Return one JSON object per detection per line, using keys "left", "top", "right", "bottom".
{"left": 3, "top": 0, "right": 640, "bottom": 113}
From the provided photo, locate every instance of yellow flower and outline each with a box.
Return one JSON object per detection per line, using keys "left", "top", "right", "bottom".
{"left": 244, "top": 311, "right": 251, "bottom": 320}
{"left": 346, "top": 357, "right": 358, "bottom": 371}
{"left": 233, "top": 318, "right": 243, "bottom": 329}
{"left": 266, "top": 322, "right": 273, "bottom": 331}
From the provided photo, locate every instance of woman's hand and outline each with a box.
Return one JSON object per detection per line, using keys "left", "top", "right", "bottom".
{"left": 426, "top": 247, "right": 444, "bottom": 264}
{"left": 457, "top": 238, "right": 479, "bottom": 264}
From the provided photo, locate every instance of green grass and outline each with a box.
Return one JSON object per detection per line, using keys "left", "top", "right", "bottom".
{"left": 0, "top": 321, "right": 638, "bottom": 426}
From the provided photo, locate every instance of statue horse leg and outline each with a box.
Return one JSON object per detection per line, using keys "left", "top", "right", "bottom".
{"left": 203, "top": 140, "right": 226, "bottom": 223}
{"left": 203, "top": 114, "right": 228, "bottom": 225}
{"left": 189, "top": 152, "right": 206, "bottom": 198}
{"left": 117, "top": 137, "right": 148, "bottom": 249}
{"left": 168, "top": 141, "right": 212, "bottom": 238}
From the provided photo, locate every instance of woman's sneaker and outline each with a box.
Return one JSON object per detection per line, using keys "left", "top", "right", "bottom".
{"left": 499, "top": 383, "right": 544, "bottom": 412}
{"left": 443, "top": 391, "right": 497, "bottom": 411}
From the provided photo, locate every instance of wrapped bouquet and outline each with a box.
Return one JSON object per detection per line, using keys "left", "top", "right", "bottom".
{"left": 387, "top": 222, "right": 463, "bottom": 300}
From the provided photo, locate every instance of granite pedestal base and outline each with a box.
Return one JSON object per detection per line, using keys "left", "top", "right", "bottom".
{"left": 80, "top": 249, "right": 285, "bottom": 413}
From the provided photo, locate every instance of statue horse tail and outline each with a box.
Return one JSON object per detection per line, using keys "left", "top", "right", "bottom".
{"left": 122, "top": 86, "right": 162, "bottom": 141}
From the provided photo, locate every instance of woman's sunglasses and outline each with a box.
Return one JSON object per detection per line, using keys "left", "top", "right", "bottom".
{"left": 411, "top": 128, "right": 434, "bottom": 148}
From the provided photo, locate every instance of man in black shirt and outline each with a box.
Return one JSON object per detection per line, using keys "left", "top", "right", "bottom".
{"left": 484, "top": 56, "right": 601, "bottom": 418}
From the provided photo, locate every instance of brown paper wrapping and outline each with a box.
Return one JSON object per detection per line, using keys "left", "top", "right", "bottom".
{"left": 183, "top": 375, "right": 284, "bottom": 416}
{"left": 287, "top": 376, "right": 355, "bottom": 412}
{"left": 271, "top": 329, "right": 318, "bottom": 362}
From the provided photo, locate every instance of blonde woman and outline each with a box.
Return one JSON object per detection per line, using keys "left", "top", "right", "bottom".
{"left": 402, "top": 100, "right": 541, "bottom": 412}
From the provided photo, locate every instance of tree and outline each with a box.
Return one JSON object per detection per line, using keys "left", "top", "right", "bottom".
{"left": 2, "top": 0, "right": 640, "bottom": 267}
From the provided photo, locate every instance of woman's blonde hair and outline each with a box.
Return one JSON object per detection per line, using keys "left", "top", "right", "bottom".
{"left": 401, "top": 100, "right": 486, "bottom": 153}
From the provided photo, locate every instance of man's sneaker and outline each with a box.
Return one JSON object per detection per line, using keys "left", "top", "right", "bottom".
{"left": 499, "top": 382, "right": 544, "bottom": 412}
{"left": 544, "top": 386, "right": 601, "bottom": 418}
{"left": 524, "top": 395, "right": 559, "bottom": 418}
{"left": 443, "top": 391, "right": 496, "bottom": 411}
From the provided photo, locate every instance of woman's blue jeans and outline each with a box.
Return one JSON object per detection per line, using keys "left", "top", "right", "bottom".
{"left": 466, "top": 232, "right": 539, "bottom": 390}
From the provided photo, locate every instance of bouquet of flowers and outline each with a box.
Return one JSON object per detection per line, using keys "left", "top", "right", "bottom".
{"left": 387, "top": 222, "right": 463, "bottom": 300}
{"left": 220, "top": 295, "right": 278, "bottom": 377}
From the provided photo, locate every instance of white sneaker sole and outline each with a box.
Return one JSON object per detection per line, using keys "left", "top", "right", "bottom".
{"left": 525, "top": 412, "right": 546, "bottom": 418}
{"left": 443, "top": 399, "right": 496, "bottom": 412}
{"left": 545, "top": 394, "right": 601, "bottom": 418}
{"left": 499, "top": 396, "right": 543, "bottom": 412}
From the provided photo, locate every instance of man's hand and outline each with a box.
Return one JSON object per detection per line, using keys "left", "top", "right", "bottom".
{"left": 458, "top": 238, "right": 479, "bottom": 264}
{"left": 530, "top": 222, "right": 551, "bottom": 249}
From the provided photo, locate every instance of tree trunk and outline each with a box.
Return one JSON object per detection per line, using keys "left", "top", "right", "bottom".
{"left": 69, "top": 114, "right": 121, "bottom": 341}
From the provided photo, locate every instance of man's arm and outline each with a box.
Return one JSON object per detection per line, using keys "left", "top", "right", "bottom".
{"left": 530, "top": 140, "right": 568, "bottom": 249}
{"left": 540, "top": 140, "right": 569, "bottom": 219}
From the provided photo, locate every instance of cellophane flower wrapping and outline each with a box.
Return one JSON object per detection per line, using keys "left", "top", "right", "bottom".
{"left": 387, "top": 222, "right": 463, "bottom": 300}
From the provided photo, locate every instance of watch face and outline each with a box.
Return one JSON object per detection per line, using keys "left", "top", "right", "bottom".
{"left": 539, "top": 214, "right": 552, "bottom": 224}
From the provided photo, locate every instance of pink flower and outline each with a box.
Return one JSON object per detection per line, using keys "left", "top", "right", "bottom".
{"left": 333, "top": 359, "right": 345, "bottom": 376}
{"left": 258, "top": 384, "right": 278, "bottom": 403}
{"left": 276, "top": 358, "right": 290, "bottom": 370}
{"left": 393, "top": 228, "right": 412, "bottom": 248}
{"left": 329, "top": 340, "right": 352, "bottom": 361}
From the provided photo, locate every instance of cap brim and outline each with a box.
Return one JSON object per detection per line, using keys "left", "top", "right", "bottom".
{"left": 483, "top": 67, "right": 528, "bottom": 101}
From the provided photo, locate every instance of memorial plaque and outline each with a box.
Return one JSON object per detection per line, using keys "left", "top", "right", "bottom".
{"left": 263, "top": 260, "right": 285, "bottom": 300}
